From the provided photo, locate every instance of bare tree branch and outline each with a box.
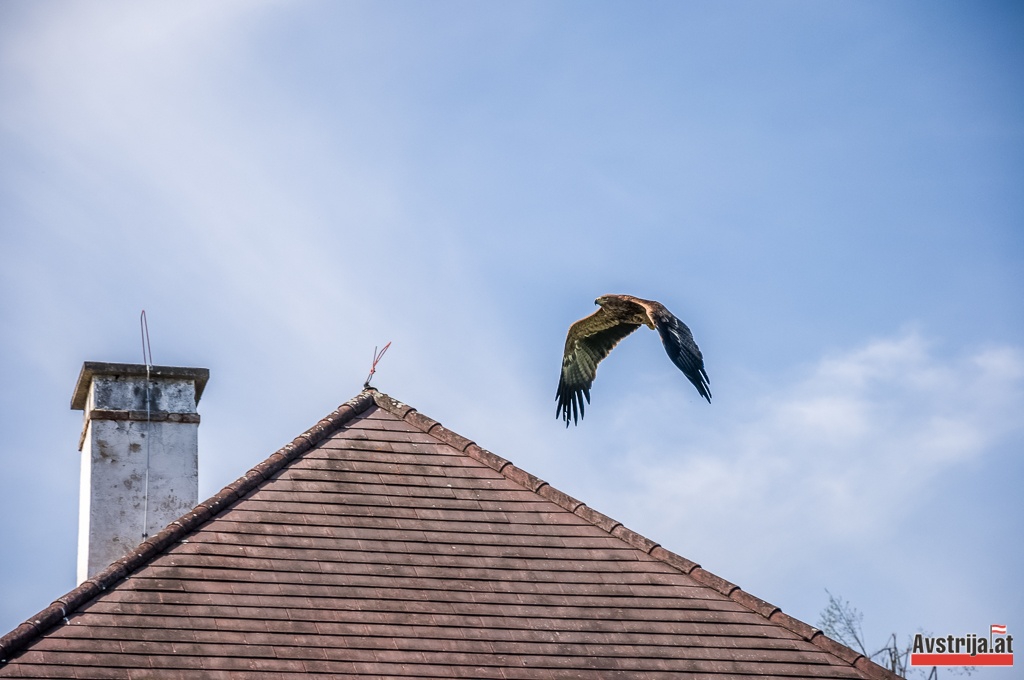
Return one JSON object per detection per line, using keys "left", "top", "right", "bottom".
{"left": 817, "top": 590, "right": 975, "bottom": 679}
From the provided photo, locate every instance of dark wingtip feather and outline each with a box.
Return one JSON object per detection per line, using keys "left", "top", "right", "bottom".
{"left": 698, "top": 367, "right": 712, "bottom": 403}
{"left": 555, "top": 381, "right": 585, "bottom": 427}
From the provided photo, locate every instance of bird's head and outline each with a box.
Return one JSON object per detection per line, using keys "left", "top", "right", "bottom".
{"left": 595, "top": 295, "right": 611, "bottom": 307}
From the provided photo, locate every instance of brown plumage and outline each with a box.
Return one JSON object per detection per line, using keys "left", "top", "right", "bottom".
{"left": 556, "top": 294, "right": 711, "bottom": 426}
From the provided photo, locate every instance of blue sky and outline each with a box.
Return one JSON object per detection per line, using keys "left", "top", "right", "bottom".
{"left": 1, "top": 0, "right": 1022, "bottom": 664}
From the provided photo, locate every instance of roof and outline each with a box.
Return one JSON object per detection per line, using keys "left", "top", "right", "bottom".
{"left": 0, "top": 389, "right": 901, "bottom": 679}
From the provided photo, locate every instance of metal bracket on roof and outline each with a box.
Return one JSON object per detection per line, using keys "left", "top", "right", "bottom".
{"left": 363, "top": 341, "right": 392, "bottom": 388}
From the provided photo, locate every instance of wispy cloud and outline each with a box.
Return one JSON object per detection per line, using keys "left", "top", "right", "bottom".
{"left": 617, "top": 332, "right": 1023, "bottom": 559}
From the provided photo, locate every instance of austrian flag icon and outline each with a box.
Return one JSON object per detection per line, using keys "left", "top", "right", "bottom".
{"left": 992, "top": 624, "right": 1008, "bottom": 635}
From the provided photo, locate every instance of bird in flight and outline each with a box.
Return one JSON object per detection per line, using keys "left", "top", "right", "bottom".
{"left": 556, "top": 294, "right": 711, "bottom": 426}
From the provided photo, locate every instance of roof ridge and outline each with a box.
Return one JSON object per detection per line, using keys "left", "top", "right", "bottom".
{"left": 369, "top": 390, "right": 904, "bottom": 680}
{"left": 0, "top": 390, "right": 378, "bottom": 663}
{"left": 4, "top": 387, "right": 905, "bottom": 680}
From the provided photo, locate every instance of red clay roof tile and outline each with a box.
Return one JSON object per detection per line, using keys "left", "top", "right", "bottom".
{"left": 0, "top": 389, "right": 902, "bottom": 679}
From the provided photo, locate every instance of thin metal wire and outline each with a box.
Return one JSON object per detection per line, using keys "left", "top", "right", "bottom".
{"left": 140, "top": 311, "right": 153, "bottom": 541}
{"left": 364, "top": 341, "right": 392, "bottom": 388}
{"left": 140, "top": 311, "right": 153, "bottom": 369}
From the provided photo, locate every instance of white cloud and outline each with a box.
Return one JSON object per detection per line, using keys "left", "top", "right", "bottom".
{"left": 619, "top": 332, "right": 1024, "bottom": 555}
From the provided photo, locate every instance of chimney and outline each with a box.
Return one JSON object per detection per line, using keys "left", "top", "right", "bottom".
{"left": 71, "top": 361, "right": 209, "bottom": 584}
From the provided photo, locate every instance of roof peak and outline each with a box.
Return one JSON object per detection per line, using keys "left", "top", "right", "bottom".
{"left": 2, "top": 388, "right": 899, "bottom": 679}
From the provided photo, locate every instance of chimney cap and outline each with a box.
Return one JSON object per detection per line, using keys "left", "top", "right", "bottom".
{"left": 71, "top": 361, "right": 210, "bottom": 410}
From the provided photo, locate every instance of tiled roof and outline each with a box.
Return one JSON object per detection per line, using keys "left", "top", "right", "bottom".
{"left": 0, "top": 389, "right": 901, "bottom": 679}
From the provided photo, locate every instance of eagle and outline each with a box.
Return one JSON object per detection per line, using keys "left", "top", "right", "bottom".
{"left": 556, "top": 294, "right": 711, "bottom": 426}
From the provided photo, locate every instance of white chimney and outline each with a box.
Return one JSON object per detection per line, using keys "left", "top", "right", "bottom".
{"left": 71, "top": 362, "right": 208, "bottom": 584}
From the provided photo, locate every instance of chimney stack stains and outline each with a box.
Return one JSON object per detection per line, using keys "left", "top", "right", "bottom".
{"left": 71, "top": 362, "right": 208, "bottom": 584}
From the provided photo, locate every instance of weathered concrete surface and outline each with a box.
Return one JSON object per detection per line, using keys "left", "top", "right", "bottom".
{"left": 71, "top": 362, "right": 209, "bottom": 411}
{"left": 73, "top": 363, "right": 206, "bottom": 584}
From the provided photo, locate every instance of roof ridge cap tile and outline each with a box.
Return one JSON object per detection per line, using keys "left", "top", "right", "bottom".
{"left": 0, "top": 389, "right": 377, "bottom": 664}
{"left": 369, "top": 389, "right": 905, "bottom": 680}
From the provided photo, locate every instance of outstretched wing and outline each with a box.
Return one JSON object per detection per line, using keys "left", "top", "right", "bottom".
{"left": 647, "top": 303, "right": 711, "bottom": 402}
{"left": 556, "top": 308, "right": 641, "bottom": 426}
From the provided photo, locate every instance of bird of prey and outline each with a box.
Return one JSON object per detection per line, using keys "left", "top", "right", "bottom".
{"left": 556, "top": 294, "right": 711, "bottom": 426}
